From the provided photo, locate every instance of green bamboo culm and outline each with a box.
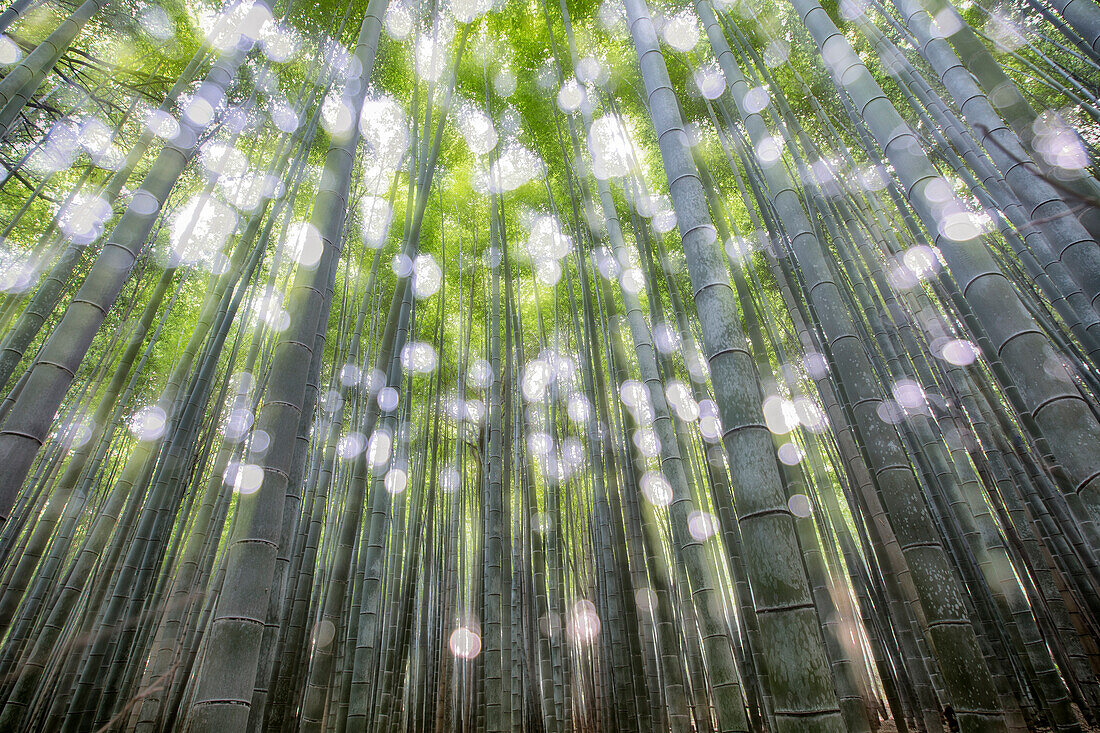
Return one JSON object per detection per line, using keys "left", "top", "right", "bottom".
{"left": 0, "top": 47, "right": 246, "bottom": 522}
{"left": 185, "top": 0, "right": 390, "bottom": 727}
{"left": 0, "top": 0, "right": 1095, "bottom": 729}
{"left": 624, "top": 0, "right": 844, "bottom": 728}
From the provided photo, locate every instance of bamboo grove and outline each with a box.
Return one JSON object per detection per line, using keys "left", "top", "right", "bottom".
{"left": 0, "top": 0, "right": 1099, "bottom": 729}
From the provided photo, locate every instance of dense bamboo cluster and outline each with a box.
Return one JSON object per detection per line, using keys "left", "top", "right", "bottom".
{"left": 0, "top": 0, "right": 1099, "bottom": 730}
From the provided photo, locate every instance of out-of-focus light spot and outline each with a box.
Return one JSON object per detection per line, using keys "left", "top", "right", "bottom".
{"left": 282, "top": 221, "right": 324, "bottom": 269}
{"left": 469, "top": 359, "right": 493, "bottom": 389}
{"left": 764, "top": 39, "right": 790, "bottom": 67}
{"left": 415, "top": 31, "right": 450, "bottom": 83}
{"left": 231, "top": 463, "right": 264, "bottom": 494}
{"left": 777, "top": 442, "right": 803, "bottom": 465}
{"left": 29, "top": 122, "right": 79, "bottom": 173}
{"left": 367, "top": 429, "right": 392, "bottom": 467}
{"left": 201, "top": 141, "right": 248, "bottom": 178}
{"left": 523, "top": 360, "right": 552, "bottom": 401}
{"left": 892, "top": 379, "right": 926, "bottom": 410}
{"left": 0, "top": 36, "right": 22, "bottom": 65}
{"left": 561, "top": 437, "right": 584, "bottom": 469}
{"left": 359, "top": 195, "right": 393, "bottom": 248}
{"left": 340, "top": 363, "right": 362, "bottom": 387}
{"left": 694, "top": 63, "right": 725, "bottom": 99}
{"left": 725, "top": 236, "right": 754, "bottom": 263}
{"left": 588, "top": 115, "right": 637, "bottom": 180}
{"left": 322, "top": 97, "right": 353, "bottom": 135}
{"left": 439, "top": 465, "right": 460, "bottom": 492}
{"left": 224, "top": 407, "right": 254, "bottom": 441}
{"left": 261, "top": 22, "right": 300, "bottom": 61}
{"left": 686, "top": 348, "right": 709, "bottom": 380}
{"left": 788, "top": 493, "right": 812, "bottom": 518}
{"left": 360, "top": 95, "right": 410, "bottom": 171}
{"left": 620, "top": 267, "right": 645, "bottom": 294}
{"left": 877, "top": 399, "right": 906, "bottom": 425}
{"left": 1033, "top": 111, "right": 1090, "bottom": 170}
{"left": 567, "top": 599, "right": 601, "bottom": 643}
{"left": 755, "top": 135, "right": 783, "bottom": 166}
{"left": 620, "top": 380, "right": 646, "bottom": 409}
{"left": 56, "top": 416, "right": 95, "bottom": 451}
{"left": 321, "top": 390, "right": 343, "bottom": 414}
{"left": 183, "top": 95, "right": 217, "bottom": 128}
{"left": 251, "top": 429, "right": 271, "bottom": 454}
{"left": 576, "top": 56, "right": 605, "bottom": 84}
{"left": 130, "top": 406, "right": 167, "bottom": 441}
{"left": 362, "top": 368, "right": 385, "bottom": 394}
{"left": 78, "top": 117, "right": 113, "bottom": 156}
{"left": 385, "top": 4, "right": 413, "bottom": 39}
{"left": 312, "top": 619, "right": 336, "bottom": 648}
{"left": 940, "top": 339, "right": 977, "bottom": 366}
{"left": 985, "top": 11, "right": 1025, "bottom": 51}
{"left": 743, "top": 85, "right": 770, "bottom": 113}
{"left": 478, "top": 145, "right": 543, "bottom": 193}
{"left": 483, "top": 246, "right": 502, "bottom": 268}
{"left": 59, "top": 194, "right": 112, "bottom": 246}
{"left": 939, "top": 211, "right": 980, "bottom": 241}
{"left": 857, "top": 166, "right": 886, "bottom": 191}
{"left": 464, "top": 398, "right": 485, "bottom": 424}
{"left": 633, "top": 428, "right": 661, "bottom": 458}
{"left": 444, "top": 394, "right": 465, "bottom": 421}
{"left": 903, "top": 245, "right": 939, "bottom": 279}
{"left": 377, "top": 387, "right": 399, "bottom": 412}
{"left": 932, "top": 7, "right": 962, "bottom": 36}
{"left": 539, "top": 612, "right": 563, "bottom": 637}
{"left": 662, "top": 10, "right": 700, "bottom": 51}
{"left": 762, "top": 395, "right": 799, "bottom": 435}
{"left": 401, "top": 342, "right": 438, "bottom": 374}
{"left": 803, "top": 351, "right": 829, "bottom": 379}
{"left": 129, "top": 190, "right": 161, "bottom": 216}
{"left": 220, "top": 171, "right": 271, "bottom": 211}
{"left": 641, "top": 471, "right": 673, "bottom": 506}
{"left": 595, "top": 246, "right": 620, "bottom": 279}
{"left": 666, "top": 380, "right": 699, "bottom": 421}
{"left": 412, "top": 254, "right": 442, "bottom": 298}
{"left": 320, "top": 38, "right": 353, "bottom": 79}
{"left": 527, "top": 431, "right": 553, "bottom": 456}
{"left": 567, "top": 393, "right": 591, "bottom": 423}
{"left": 391, "top": 252, "right": 413, "bottom": 277}
{"left": 233, "top": 371, "right": 254, "bottom": 394}
{"left": 449, "top": 626, "right": 481, "bottom": 659}
{"left": 793, "top": 397, "right": 827, "bottom": 432}
{"left": 271, "top": 100, "right": 300, "bottom": 132}
{"left": 699, "top": 415, "right": 722, "bottom": 443}
{"left": 651, "top": 207, "right": 677, "bottom": 233}
{"left": 170, "top": 195, "right": 237, "bottom": 266}
{"left": 457, "top": 104, "right": 497, "bottom": 155}
{"left": 557, "top": 79, "right": 586, "bottom": 112}
{"left": 653, "top": 322, "right": 681, "bottom": 353}
{"left": 525, "top": 215, "right": 572, "bottom": 262}
{"left": 688, "top": 511, "right": 719, "bottom": 540}
{"left": 532, "top": 512, "right": 552, "bottom": 534}
{"left": 839, "top": 0, "right": 868, "bottom": 20}
{"left": 494, "top": 68, "right": 517, "bottom": 97}
{"left": 385, "top": 466, "right": 408, "bottom": 494}
{"left": 337, "top": 432, "right": 365, "bottom": 459}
